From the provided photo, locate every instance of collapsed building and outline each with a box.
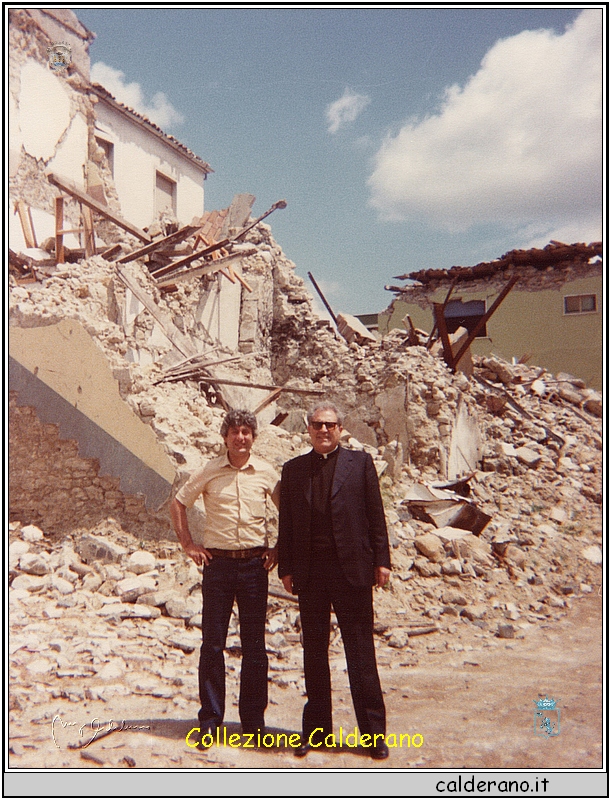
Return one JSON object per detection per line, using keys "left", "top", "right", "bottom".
{"left": 8, "top": 9, "right": 603, "bottom": 764}
{"left": 381, "top": 242, "right": 603, "bottom": 390}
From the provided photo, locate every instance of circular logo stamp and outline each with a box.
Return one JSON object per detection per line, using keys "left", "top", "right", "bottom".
{"left": 47, "top": 42, "right": 72, "bottom": 72}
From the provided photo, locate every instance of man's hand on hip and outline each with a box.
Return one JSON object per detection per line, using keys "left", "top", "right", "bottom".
{"left": 375, "top": 566, "right": 391, "bottom": 589}
{"left": 184, "top": 543, "right": 212, "bottom": 567}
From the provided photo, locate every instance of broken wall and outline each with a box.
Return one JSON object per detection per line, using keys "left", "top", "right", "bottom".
{"left": 380, "top": 267, "right": 603, "bottom": 390}
{"left": 9, "top": 393, "right": 169, "bottom": 539}
{"left": 8, "top": 11, "right": 94, "bottom": 205}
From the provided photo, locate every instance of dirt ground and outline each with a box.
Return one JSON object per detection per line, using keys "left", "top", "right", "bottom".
{"left": 9, "top": 590, "right": 602, "bottom": 772}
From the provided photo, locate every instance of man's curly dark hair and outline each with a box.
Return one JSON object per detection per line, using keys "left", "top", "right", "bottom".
{"left": 220, "top": 409, "right": 258, "bottom": 439}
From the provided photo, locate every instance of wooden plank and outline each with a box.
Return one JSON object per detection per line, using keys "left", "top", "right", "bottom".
{"left": 253, "top": 388, "right": 283, "bottom": 415}
{"left": 47, "top": 172, "right": 151, "bottom": 243}
{"left": 115, "top": 266, "right": 198, "bottom": 358}
{"left": 116, "top": 225, "right": 199, "bottom": 264}
{"left": 82, "top": 206, "right": 95, "bottom": 258}
{"left": 150, "top": 239, "right": 229, "bottom": 277}
{"left": 197, "top": 377, "right": 324, "bottom": 394}
{"left": 401, "top": 314, "right": 420, "bottom": 346}
{"left": 449, "top": 276, "right": 518, "bottom": 371}
{"left": 426, "top": 277, "right": 457, "bottom": 350}
{"left": 14, "top": 200, "right": 37, "bottom": 248}
{"left": 432, "top": 303, "right": 454, "bottom": 368}
{"left": 55, "top": 196, "right": 65, "bottom": 264}
{"left": 155, "top": 249, "right": 257, "bottom": 287}
{"left": 100, "top": 244, "right": 122, "bottom": 260}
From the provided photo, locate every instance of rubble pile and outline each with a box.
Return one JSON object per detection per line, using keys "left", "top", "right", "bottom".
{"left": 9, "top": 216, "right": 603, "bottom": 742}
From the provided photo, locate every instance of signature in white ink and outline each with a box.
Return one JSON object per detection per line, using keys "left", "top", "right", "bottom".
{"left": 52, "top": 714, "right": 150, "bottom": 748}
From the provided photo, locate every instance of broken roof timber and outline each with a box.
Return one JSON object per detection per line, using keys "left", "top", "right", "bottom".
{"left": 154, "top": 249, "right": 257, "bottom": 288}
{"left": 197, "top": 377, "right": 324, "bottom": 395}
{"left": 392, "top": 242, "right": 602, "bottom": 288}
{"left": 448, "top": 276, "right": 518, "bottom": 371}
{"left": 47, "top": 172, "right": 151, "bottom": 243}
{"left": 116, "top": 225, "right": 200, "bottom": 264}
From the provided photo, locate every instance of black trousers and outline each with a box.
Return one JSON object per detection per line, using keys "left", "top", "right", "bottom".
{"left": 198, "top": 555, "right": 268, "bottom": 733}
{"left": 298, "top": 551, "right": 385, "bottom": 744}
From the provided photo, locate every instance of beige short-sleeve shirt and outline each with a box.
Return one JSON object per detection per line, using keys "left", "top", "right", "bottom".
{"left": 175, "top": 452, "right": 280, "bottom": 550}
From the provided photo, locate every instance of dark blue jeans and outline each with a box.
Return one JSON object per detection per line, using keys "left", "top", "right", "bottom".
{"left": 198, "top": 554, "right": 268, "bottom": 733}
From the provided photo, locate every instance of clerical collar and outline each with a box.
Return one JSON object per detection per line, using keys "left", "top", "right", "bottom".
{"left": 312, "top": 446, "right": 340, "bottom": 461}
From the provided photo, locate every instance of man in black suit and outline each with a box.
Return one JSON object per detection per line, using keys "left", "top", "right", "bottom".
{"left": 278, "top": 402, "right": 391, "bottom": 760}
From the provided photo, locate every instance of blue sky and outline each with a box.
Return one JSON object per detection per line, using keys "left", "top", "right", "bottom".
{"left": 76, "top": 5, "right": 603, "bottom": 317}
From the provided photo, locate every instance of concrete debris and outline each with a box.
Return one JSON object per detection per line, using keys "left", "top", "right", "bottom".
{"left": 336, "top": 313, "right": 378, "bottom": 345}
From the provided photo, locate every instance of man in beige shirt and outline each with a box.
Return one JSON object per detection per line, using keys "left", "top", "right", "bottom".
{"left": 170, "top": 409, "right": 280, "bottom": 741}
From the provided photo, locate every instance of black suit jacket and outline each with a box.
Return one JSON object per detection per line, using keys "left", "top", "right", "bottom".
{"left": 278, "top": 447, "right": 391, "bottom": 591}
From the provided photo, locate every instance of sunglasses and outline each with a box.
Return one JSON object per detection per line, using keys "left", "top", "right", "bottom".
{"left": 309, "top": 421, "right": 339, "bottom": 430}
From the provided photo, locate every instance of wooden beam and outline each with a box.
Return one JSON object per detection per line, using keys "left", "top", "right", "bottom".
{"left": 449, "top": 276, "right": 518, "bottom": 371}
{"left": 82, "top": 206, "right": 95, "bottom": 259}
{"left": 155, "top": 249, "right": 257, "bottom": 287}
{"left": 100, "top": 243, "right": 122, "bottom": 260}
{"left": 426, "top": 277, "right": 457, "bottom": 350}
{"left": 47, "top": 172, "right": 151, "bottom": 243}
{"left": 151, "top": 240, "right": 229, "bottom": 277}
{"left": 116, "top": 225, "right": 200, "bottom": 264}
{"left": 55, "top": 196, "right": 65, "bottom": 264}
{"left": 227, "top": 263, "right": 254, "bottom": 293}
{"left": 253, "top": 388, "right": 283, "bottom": 415}
{"left": 197, "top": 377, "right": 324, "bottom": 395}
{"left": 14, "top": 200, "right": 37, "bottom": 248}
{"left": 402, "top": 314, "right": 420, "bottom": 346}
{"left": 432, "top": 303, "right": 455, "bottom": 368}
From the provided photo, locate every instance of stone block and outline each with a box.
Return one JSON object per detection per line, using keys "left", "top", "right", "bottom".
{"left": 414, "top": 533, "right": 445, "bottom": 562}
{"left": 413, "top": 557, "right": 442, "bottom": 577}
{"left": 22, "top": 525, "right": 44, "bottom": 542}
{"left": 515, "top": 447, "right": 541, "bottom": 466}
{"left": 127, "top": 550, "right": 157, "bottom": 574}
{"left": 77, "top": 534, "right": 128, "bottom": 564}
{"left": 18, "top": 552, "right": 51, "bottom": 575}
{"left": 441, "top": 589, "right": 468, "bottom": 606}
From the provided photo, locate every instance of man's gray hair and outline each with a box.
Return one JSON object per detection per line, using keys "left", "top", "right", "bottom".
{"left": 221, "top": 409, "right": 258, "bottom": 438}
{"left": 307, "top": 402, "right": 343, "bottom": 426}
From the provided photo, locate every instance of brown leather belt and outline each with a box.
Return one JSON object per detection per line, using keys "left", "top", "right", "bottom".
{"left": 207, "top": 546, "right": 267, "bottom": 560}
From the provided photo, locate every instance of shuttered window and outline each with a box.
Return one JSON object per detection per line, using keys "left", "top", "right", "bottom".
{"left": 155, "top": 172, "right": 176, "bottom": 216}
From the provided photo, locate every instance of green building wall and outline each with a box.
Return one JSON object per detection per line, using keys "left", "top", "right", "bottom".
{"left": 379, "top": 274, "right": 602, "bottom": 390}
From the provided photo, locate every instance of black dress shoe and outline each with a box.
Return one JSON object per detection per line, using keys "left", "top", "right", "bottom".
{"left": 242, "top": 727, "right": 266, "bottom": 738}
{"left": 371, "top": 742, "right": 389, "bottom": 760}
{"left": 196, "top": 727, "right": 217, "bottom": 750}
{"left": 294, "top": 743, "right": 310, "bottom": 757}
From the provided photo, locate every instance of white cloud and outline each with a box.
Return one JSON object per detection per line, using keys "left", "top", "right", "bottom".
{"left": 326, "top": 89, "right": 371, "bottom": 134}
{"left": 90, "top": 62, "right": 185, "bottom": 130}
{"left": 368, "top": 10, "right": 602, "bottom": 240}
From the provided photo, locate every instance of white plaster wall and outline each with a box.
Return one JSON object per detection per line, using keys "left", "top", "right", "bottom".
{"left": 195, "top": 274, "right": 241, "bottom": 351}
{"left": 95, "top": 101, "right": 205, "bottom": 229}
{"left": 19, "top": 61, "right": 74, "bottom": 162}
{"left": 9, "top": 91, "right": 21, "bottom": 177}
{"left": 47, "top": 114, "right": 89, "bottom": 186}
